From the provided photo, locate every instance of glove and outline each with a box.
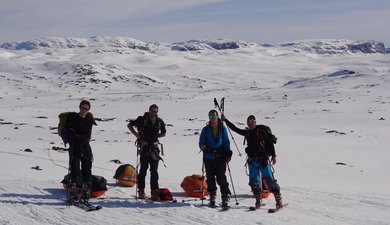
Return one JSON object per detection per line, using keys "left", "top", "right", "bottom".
{"left": 224, "top": 150, "right": 233, "bottom": 163}
{"left": 271, "top": 155, "right": 277, "bottom": 165}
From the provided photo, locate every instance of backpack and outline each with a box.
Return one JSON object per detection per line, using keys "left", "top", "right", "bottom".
{"left": 134, "top": 112, "right": 162, "bottom": 134}
{"left": 256, "top": 125, "right": 277, "bottom": 144}
{"left": 159, "top": 188, "right": 174, "bottom": 201}
{"left": 113, "top": 164, "right": 138, "bottom": 187}
{"left": 61, "top": 174, "right": 108, "bottom": 198}
{"left": 91, "top": 175, "right": 108, "bottom": 197}
{"left": 180, "top": 174, "right": 209, "bottom": 198}
{"left": 58, "top": 111, "right": 96, "bottom": 146}
{"left": 58, "top": 112, "right": 71, "bottom": 146}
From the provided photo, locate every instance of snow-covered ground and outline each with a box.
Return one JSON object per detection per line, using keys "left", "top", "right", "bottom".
{"left": 1, "top": 37, "right": 389, "bottom": 225}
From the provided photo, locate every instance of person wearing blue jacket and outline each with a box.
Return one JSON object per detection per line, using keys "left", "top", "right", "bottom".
{"left": 199, "top": 109, "right": 232, "bottom": 208}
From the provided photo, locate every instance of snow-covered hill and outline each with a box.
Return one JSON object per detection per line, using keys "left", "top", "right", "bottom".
{"left": 280, "top": 39, "right": 388, "bottom": 54}
{"left": 0, "top": 37, "right": 389, "bottom": 225}
{"left": 0, "top": 36, "right": 154, "bottom": 51}
{"left": 2, "top": 36, "right": 388, "bottom": 54}
{"left": 171, "top": 39, "right": 259, "bottom": 51}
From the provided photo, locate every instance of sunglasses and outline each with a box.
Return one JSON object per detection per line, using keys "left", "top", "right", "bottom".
{"left": 247, "top": 119, "right": 256, "bottom": 123}
{"left": 80, "top": 106, "right": 90, "bottom": 111}
{"left": 208, "top": 115, "right": 218, "bottom": 119}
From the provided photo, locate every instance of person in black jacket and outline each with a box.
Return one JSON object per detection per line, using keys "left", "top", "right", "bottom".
{"left": 66, "top": 100, "right": 97, "bottom": 202}
{"left": 222, "top": 114, "right": 283, "bottom": 209}
{"left": 128, "top": 104, "right": 166, "bottom": 201}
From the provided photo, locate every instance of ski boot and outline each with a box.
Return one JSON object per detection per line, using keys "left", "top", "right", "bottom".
{"left": 66, "top": 182, "right": 79, "bottom": 204}
{"left": 151, "top": 189, "right": 160, "bottom": 201}
{"left": 248, "top": 194, "right": 263, "bottom": 211}
{"left": 80, "top": 182, "right": 91, "bottom": 203}
{"left": 221, "top": 194, "right": 230, "bottom": 209}
{"left": 274, "top": 192, "right": 283, "bottom": 209}
{"left": 209, "top": 191, "right": 216, "bottom": 208}
{"left": 255, "top": 194, "right": 262, "bottom": 209}
{"left": 138, "top": 189, "right": 146, "bottom": 199}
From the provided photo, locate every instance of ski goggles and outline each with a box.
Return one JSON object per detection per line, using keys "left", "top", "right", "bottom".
{"left": 208, "top": 115, "right": 218, "bottom": 119}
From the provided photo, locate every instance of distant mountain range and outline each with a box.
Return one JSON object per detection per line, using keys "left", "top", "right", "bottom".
{"left": 1, "top": 36, "right": 388, "bottom": 54}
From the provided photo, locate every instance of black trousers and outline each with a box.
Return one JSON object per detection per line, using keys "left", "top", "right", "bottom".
{"left": 137, "top": 154, "right": 159, "bottom": 190}
{"left": 204, "top": 158, "right": 231, "bottom": 195}
{"left": 68, "top": 142, "right": 93, "bottom": 185}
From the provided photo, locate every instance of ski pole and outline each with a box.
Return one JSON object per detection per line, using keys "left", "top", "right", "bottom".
{"left": 135, "top": 140, "right": 140, "bottom": 201}
{"left": 226, "top": 162, "right": 239, "bottom": 205}
{"left": 214, "top": 98, "right": 243, "bottom": 157}
{"left": 201, "top": 161, "right": 205, "bottom": 206}
{"left": 66, "top": 147, "right": 74, "bottom": 207}
{"left": 226, "top": 126, "right": 242, "bottom": 157}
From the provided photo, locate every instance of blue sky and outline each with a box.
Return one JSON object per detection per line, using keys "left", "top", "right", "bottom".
{"left": 1, "top": 0, "right": 389, "bottom": 46}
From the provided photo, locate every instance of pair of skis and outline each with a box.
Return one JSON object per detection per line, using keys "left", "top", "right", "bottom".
{"left": 206, "top": 202, "right": 287, "bottom": 213}
{"left": 206, "top": 202, "right": 230, "bottom": 211}
{"left": 214, "top": 97, "right": 243, "bottom": 157}
{"left": 65, "top": 195, "right": 102, "bottom": 211}
{"left": 67, "top": 201, "right": 102, "bottom": 211}
{"left": 249, "top": 203, "right": 288, "bottom": 213}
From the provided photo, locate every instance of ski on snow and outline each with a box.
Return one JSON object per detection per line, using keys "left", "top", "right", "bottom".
{"left": 267, "top": 203, "right": 288, "bottom": 213}
{"left": 202, "top": 202, "right": 230, "bottom": 211}
{"left": 66, "top": 200, "right": 102, "bottom": 211}
{"left": 131, "top": 194, "right": 178, "bottom": 203}
{"left": 73, "top": 202, "right": 102, "bottom": 211}
{"left": 248, "top": 202, "right": 266, "bottom": 211}
{"left": 249, "top": 203, "right": 288, "bottom": 213}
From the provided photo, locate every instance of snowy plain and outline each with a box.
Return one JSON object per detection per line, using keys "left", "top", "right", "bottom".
{"left": 0, "top": 37, "right": 389, "bottom": 225}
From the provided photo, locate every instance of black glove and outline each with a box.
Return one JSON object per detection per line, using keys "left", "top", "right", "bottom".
{"left": 224, "top": 150, "right": 233, "bottom": 163}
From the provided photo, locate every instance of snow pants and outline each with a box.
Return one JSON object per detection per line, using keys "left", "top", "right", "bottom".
{"left": 137, "top": 145, "right": 160, "bottom": 190}
{"left": 204, "top": 158, "right": 231, "bottom": 195}
{"left": 247, "top": 156, "right": 280, "bottom": 196}
{"left": 68, "top": 142, "right": 93, "bottom": 185}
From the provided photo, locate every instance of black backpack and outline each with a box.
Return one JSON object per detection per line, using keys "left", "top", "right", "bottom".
{"left": 61, "top": 174, "right": 107, "bottom": 197}
{"left": 256, "top": 125, "right": 277, "bottom": 144}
